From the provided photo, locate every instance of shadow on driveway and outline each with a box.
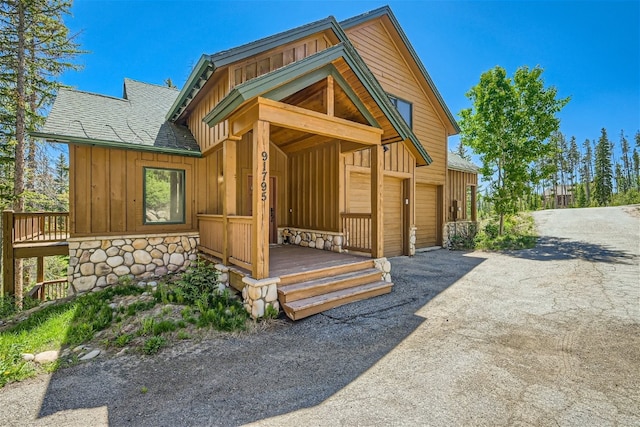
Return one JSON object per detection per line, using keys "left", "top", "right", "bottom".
{"left": 506, "top": 236, "right": 637, "bottom": 264}
{"left": 37, "top": 250, "right": 485, "bottom": 426}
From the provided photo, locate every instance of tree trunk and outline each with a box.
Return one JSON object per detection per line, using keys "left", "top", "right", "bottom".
{"left": 13, "top": 1, "right": 27, "bottom": 306}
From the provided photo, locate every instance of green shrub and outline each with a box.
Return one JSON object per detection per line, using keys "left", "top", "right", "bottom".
{"left": 142, "top": 336, "right": 166, "bottom": 355}
{"left": 152, "top": 320, "right": 177, "bottom": 336}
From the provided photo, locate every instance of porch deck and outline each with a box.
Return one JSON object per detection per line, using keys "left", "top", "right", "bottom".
{"left": 269, "top": 245, "right": 370, "bottom": 278}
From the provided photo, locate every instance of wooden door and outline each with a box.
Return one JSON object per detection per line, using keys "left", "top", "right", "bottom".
{"left": 383, "top": 176, "right": 404, "bottom": 257}
{"left": 248, "top": 176, "right": 277, "bottom": 244}
{"left": 415, "top": 183, "right": 438, "bottom": 247}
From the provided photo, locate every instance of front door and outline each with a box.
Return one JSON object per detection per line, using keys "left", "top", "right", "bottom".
{"left": 248, "top": 176, "right": 277, "bottom": 243}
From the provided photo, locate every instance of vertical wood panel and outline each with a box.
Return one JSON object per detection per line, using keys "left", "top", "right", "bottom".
{"left": 109, "top": 149, "right": 126, "bottom": 232}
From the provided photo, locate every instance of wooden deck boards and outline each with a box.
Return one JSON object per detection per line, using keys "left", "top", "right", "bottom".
{"left": 268, "top": 245, "right": 369, "bottom": 277}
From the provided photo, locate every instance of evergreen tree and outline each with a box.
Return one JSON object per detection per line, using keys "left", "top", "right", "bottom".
{"left": 593, "top": 128, "right": 613, "bottom": 205}
{"left": 581, "top": 139, "right": 593, "bottom": 205}
{"left": 619, "top": 130, "right": 631, "bottom": 192}
{"left": 454, "top": 139, "right": 470, "bottom": 160}
{"left": 567, "top": 136, "right": 579, "bottom": 206}
{"left": 0, "top": 0, "right": 82, "bottom": 301}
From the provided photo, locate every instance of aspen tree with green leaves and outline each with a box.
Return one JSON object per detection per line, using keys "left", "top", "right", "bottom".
{"left": 458, "top": 65, "right": 569, "bottom": 234}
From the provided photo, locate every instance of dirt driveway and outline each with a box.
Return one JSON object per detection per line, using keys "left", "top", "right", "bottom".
{"left": 1, "top": 206, "right": 638, "bottom": 426}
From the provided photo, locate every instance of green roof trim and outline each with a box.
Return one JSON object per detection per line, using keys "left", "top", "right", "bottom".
{"left": 341, "top": 6, "right": 461, "bottom": 134}
{"left": 203, "top": 45, "right": 379, "bottom": 128}
{"left": 31, "top": 132, "right": 202, "bottom": 158}
{"left": 167, "top": 17, "right": 347, "bottom": 122}
{"left": 203, "top": 41, "right": 431, "bottom": 165}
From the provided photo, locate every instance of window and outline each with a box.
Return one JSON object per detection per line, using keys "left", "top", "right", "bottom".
{"left": 388, "top": 95, "right": 413, "bottom": 128}
{"left": 143, "top": 167, "right": 185, "bottom": 224}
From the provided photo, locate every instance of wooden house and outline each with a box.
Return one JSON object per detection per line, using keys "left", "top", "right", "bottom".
{"left": 19, "top": 6, "right": 469, "bottom": 319}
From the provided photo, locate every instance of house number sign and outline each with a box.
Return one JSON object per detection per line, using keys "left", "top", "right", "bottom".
{"left": 261, "top": 151, "right": 268, "bottom": 201}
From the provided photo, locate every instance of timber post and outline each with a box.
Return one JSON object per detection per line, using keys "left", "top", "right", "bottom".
{"left": 371, "top": 145, "right": 384, "bottom": 258}
{"left": 222, "top": 138, "right": 237, "bottom": 265}
{"left": 2, "top": 210, "right": 14, "bottom": 296}
{"left": 252, "top": 120, "right": 270, "bottom": 279}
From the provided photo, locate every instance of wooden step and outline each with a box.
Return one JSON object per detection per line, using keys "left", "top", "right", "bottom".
{"left": 282, "top": 281, "right": 393, "bottom": 321}
{"left": 278, "top": 268, "right": 382, "bottom": 303}
{"left": 278, "top": 259, "right": 375, "bottom": 286}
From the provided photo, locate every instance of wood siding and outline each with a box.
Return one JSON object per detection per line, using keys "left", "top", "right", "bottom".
{"left": 289, "top": 142, "right": 340, "bottom": 231}
{"left": 236, "top": 132, "right": 288, "bottom": 225}
{"left": 195, "top": 149, "right": 223, "bottom": 215}
{"left": 345, "top": 20, "right": 448, "bottom": 185}
{"left": 446, "top": 169, "right": 477, "bottom": 222}
{"left": 383, "top": 176, "right": 404, "bottom": 256}
{"left": 415, "top": 183, "right": 438, "bottom": 247}
{"left": 69, "top": 145, "right": 197, "bottom": 236}
{"left": 186, "top": 71, "right": 229, "bottom": 154}
{"left": 345, "top": 143, "right": 414, "bottom": 174}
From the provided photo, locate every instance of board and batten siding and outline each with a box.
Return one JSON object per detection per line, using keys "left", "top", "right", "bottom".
{"left": 345, "top": 20, "right": 448, "bottom": 185}
{"left": 236, "top": 132, "right": 288, "bottom": 224}
{"left": 69, "top": 145, "right": 197, "bottom": 237}
{"left": 446, "top": 169, "right": 477, "bottom": 222}
{"left": 289, "top": 142, "right": 340, "bottom": 231}
{"left": 344, "top": 142, "right": 415, "bottom": 175}
{"left": 186, "top": 34, "right": 333, "bottom": 155}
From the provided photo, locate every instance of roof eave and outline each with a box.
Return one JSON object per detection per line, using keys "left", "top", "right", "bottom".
{"left": 166, "top": 55, "right": 214, "bottom": 121}
{"left": 31, "top": 132, "right": 202, "bottom": 158}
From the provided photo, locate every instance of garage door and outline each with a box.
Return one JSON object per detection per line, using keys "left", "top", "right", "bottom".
{"left": 416, "top": 184, "right": 438, "bottom": 248}
{"left": 384, "top": 176, "right": 404, "bottom": 257}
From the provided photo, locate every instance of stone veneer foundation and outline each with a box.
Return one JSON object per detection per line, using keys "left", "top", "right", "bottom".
{"left": 278, "top": 227, "right": 343, "bottom": 252}
{"left": 67, "top": 232, "right": 199, "bottom": 295}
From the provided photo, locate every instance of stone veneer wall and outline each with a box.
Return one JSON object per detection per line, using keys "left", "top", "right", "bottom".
{"left": 67, "top": 232, "right": 199, "bottom": 295}
{"left": 373, "top": 257, "right": 392, "bottom": 283}
{"left": 241, "top": 276, "right": 280, "bottom": 319}
{"left": 443, "top": 221, "right": 478, "bottom": 249}
{"left": 278, "top": 227, "right": 343, "bottom": 252}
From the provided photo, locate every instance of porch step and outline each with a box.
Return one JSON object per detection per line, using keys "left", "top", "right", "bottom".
{"left": 278, "top": 268, "right": 382, "bottom": 303}
{"left": 281, "top": 281, "right": 393, "bottom": 321}
{"left": 278, "top": 259, "right": 375, "bottom": 286}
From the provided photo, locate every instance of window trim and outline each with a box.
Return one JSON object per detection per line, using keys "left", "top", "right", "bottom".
{"left": 388, "top": 94, "right": 413, "bottom": 129}
{"left": 142, "top": 166, "right": 186, "bottom": 225}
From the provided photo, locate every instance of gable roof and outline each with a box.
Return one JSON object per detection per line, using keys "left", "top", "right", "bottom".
{"left": 202, "top": 42, "right": 433, "bottom": 165}
{"left": 32, "top": 79, "right": 200, "bottom": 156}
{"left": 448, "top": 152, "right": 479, "bottom": 173}
{"left": 341, "top": 6, "right": 460, "bottom": 135}
{"left": 167, "top": 16, "right": 347, "bottom": 122}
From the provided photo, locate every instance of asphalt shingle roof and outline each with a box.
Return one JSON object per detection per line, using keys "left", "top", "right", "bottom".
{"left": 448, "top": 152, "right": 479, "bottom": 173}
{"left": 37, "top": 79, "right": 200, "bottom": 154}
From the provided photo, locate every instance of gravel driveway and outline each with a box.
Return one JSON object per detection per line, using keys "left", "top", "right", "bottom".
{"left": 1, "top": 206, "right": 638, "bottom": 426}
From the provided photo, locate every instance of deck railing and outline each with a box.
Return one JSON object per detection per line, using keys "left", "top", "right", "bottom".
{"left": 197, "top": 214, "right": 224, "bottom": 258}
{"left": 341, "top": 213, "right": 372, "bottom": 253}
{"left": 228, "top": 216, "right": 252, "bottom": 270}
{"left": 12, "top": 212, "right": 69, "bottom": 243}
{"left": 2, "top": 210, "right": 70, "bottom": 296}
{"left": 27, "top": 279, "right": 68, "bottom": 301}
{"left": 197, "top": 214, "right": 253, "bottom": 271}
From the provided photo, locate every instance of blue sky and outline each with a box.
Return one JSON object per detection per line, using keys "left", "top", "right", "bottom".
{"left": 60, "top": 0, "right": 639, "bottom": 154}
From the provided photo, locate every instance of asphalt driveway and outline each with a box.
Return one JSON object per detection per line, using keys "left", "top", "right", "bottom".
{"left": 1, "top": 206, "right": 638, "bottom": 426}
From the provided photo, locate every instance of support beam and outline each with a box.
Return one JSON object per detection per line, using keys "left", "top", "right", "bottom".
{"left": 37, "top": 257, "right": 44, "bottom": 284}
{"left": 252, "top": 120, "right": 270, "bottom": 279}
{"left": 222, "top": 139, "right": 237, "bottom": 264}
{"left": 371, "top": 145, "right": 384, "bottom": 258}
{"left": 326, "top": 75, "right": 335, "bottom": 117}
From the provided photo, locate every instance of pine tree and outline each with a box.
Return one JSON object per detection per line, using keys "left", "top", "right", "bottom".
{"left": 0, "top": 0, "right": 82, "bottom": 301}
{"left": 581, "top": 139, "right": 593, "bottom": 205}
{"left": 593, "top": 128, "right": 613, "bottom": 206}
{"left": 567, "top": 136, "right": 579, "bottom": 206}
{"left": 455, "top": 139, "right": 470, "bottom": 161}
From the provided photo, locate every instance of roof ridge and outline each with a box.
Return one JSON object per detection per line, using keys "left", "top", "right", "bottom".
{"left": 124, "top": 77, "right": 179, "bottom": 91}
{"left": 58, "top": 87, "right": 129, "bottom": 103}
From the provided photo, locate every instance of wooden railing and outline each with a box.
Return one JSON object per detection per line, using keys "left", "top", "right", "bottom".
{"left": 12, "top": 212, "right": 69, "bottom": 243}
{"left": 197, "top": 214, "right": 224, "bottom": 258}
{"left": 3, "top": 210, "right": 70, "bottom": 296}
{"left": 196, "top": 214, "right": 253, "bottom": 271}
{"left": 341, "top": 213, "right": 372, "bottom": 253}
{"left": 28, "top": 279, "right": 68, "bottom": 301}
{"left": 228, "top": 216, "right": 252, "bottom": 270}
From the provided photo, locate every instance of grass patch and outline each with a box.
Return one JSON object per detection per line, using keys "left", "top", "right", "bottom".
{"left": 1, "top": 262, "right": 252, "bottom": 388}
{"left": 474, "top": 212, "right": 538, "bottom": 251}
